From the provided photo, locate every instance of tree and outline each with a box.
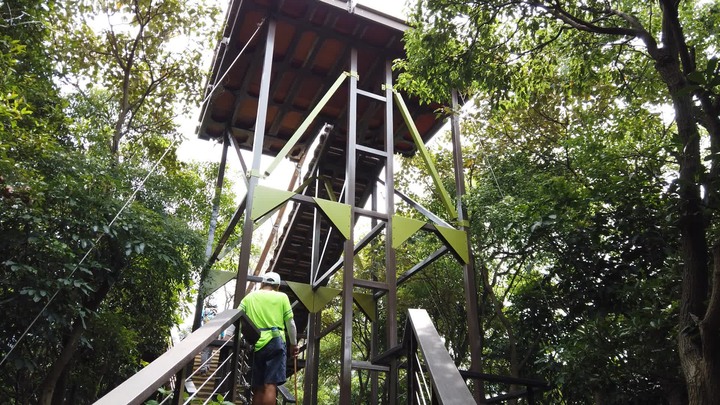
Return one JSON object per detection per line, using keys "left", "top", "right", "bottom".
{"left": 465, "top": 111, "right": 682, "bottom": 402}
{"left": 398, "top": 0, "right": 720, "bottom": 402}
{"left": 392, "top": 84, "right": 684, "bottom": 402}
{"left": 1, "top": 89, "right": 210, "bottom": 403}
{"left": 0, "top": 0, "right": 225, "bottom": 403}
{"left": 54, "top": 0, "right": 219, "bottom": 155}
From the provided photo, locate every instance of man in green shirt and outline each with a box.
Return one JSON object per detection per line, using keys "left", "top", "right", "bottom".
{"left": 239, "top": 271, "right": 298, "bottom": 405}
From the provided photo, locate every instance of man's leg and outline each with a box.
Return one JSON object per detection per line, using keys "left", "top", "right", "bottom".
{"left": 252, "top": 384, "right": 276, "bottom": 405}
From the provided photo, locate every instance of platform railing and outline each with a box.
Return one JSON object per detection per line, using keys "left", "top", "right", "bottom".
{"left": 94, "top": 309, "right": 259, "bottom": 405}
{"left": 404, "top": 308, "right": 476, "bottom": 405}
{"left": 403, "top": 309, "right": 551, "bottom": 405}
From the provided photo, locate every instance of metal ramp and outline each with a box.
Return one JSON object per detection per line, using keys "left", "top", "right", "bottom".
{"left": 93, "top": 308, "right": 549, "bottom": 404}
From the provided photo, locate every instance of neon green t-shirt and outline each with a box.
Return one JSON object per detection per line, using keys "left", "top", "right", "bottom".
{"left": 239, "top": 289, "right": 293, "bottom": 351}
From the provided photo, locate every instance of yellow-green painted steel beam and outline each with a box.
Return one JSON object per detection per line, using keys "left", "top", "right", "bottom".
{"left": 353, "top": 292, "right": 376, "bottom": 321}
{"left": 323, "top": 177, "right": 337, "bottom": 202}
{"left": 435, "top": 225, "right": 470, "bottom": 264}
{"left": 294, "top": 175, "right": 315, "bottom": 195}
{"left": 201, "top": 270, "right": 237, "bottom": 296}
{"left": 287, "top": 281, "right": 341, "bottom": 313}
{"left": 251, "top": 185, "right": 296, "bottom": 222}
{"left": 393, "top": 91, "right": 457, "bottom": 220}
{"left": 263, "top": 72, "right": 349, "bottom": 178}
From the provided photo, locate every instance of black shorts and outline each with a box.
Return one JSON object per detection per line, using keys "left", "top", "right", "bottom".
{"left": 251, "top": 337, "right": 286, "bottom": 387}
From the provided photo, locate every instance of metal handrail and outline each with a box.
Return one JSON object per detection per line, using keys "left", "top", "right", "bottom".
{"left": 185, "top": 338, "right": 236, "bottom": 404}
{"left": 94, "top": 309, "right": 257, "bottom": 405}
{"left": 403, "top": 309, "right": 551, "bottom": 404}
{"left": 404, "top": 309, "right": 476, "bottom": 405}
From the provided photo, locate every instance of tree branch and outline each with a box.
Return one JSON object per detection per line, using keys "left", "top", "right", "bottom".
{"left": 527, "top": 1, "right": 660, "bottom": 57}
{"left": 704, "top": 244, "right": 720, "bottom": 330}
{"left": 659, "top": 0, "right": 694, "bottom": 73}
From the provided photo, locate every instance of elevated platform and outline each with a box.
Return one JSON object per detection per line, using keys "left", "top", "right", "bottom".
{"left": 94, "top": 2, "right": 540, "bottom": 404}
{"left": 197, "top": 0, "right": 444, "bottom": 159}
{"left": 197, "top": 0, "right": 448, "bottom": 328}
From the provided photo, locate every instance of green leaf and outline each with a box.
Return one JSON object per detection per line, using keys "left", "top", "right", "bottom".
{"left": 686, "top": 71, "right": 706, "bottom": 85}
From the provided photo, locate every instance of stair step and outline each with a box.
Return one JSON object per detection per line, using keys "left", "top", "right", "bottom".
{"left": 188, "top": 349, "right": 248, "bottom": 404}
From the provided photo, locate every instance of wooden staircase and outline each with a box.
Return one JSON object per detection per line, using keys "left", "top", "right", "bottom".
{"left": 189, "top": 349, "right": 248, "bottom": 405}
{"left": 188, "top": 344, "right": 297, "bottom": 404}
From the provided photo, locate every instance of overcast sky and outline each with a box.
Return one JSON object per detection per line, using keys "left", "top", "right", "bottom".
{"left": 358, "top": 0, "right": 408, "bottom": 18}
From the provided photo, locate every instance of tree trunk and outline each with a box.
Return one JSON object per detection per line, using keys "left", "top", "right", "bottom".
{"left": 649, "top": 3, "right": 720, "bottom": 403}
{"left": 668, "top": 80, "right": 715, "bottom": 405}
{"left": 643, "top": 6, "right": 715, "bottom": 400}
{"left": 38, "top": 319, "right": 88, "bottom": 405}
{"left": 111, "top": 107, "right": 129, "bottom": 154}
{"left": 697, "top": 246, "right": 720, "bottom": 403}
{"left": 672, "top": 88, "right": 713, "bottom": 404}
{"left": 38, "top": 281, "right": 112, "bottom": 405}
{"left": 593, "top": 390, "right": 605, "bottom": 405}
{"left": 50, "top": 367, "right": 67, "bottom": 405}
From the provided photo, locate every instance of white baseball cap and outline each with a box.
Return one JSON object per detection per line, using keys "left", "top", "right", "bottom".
{"left": 262, "top": 271, "right": 281, "bottom": 286}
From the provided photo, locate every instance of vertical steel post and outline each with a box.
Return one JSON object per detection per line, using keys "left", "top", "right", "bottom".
{"left": 370, "top": 306, "right": 379, "bottom": 405}
{"left": 232, "top": 18, "right": 276, "bottom": 308}
{"left": 450, "top": 89, "right": 483, "bottom": 403}
{"left": 206, "top": 134, "right": 230, "bottom": 259}
{"left": 339, "top": 47, "right": 358, "bottom": 404}
{"left": 311, "top": 174, "right": 323, "bottom": 286}
{"left": 226, "top": 324, "right": 242, "bottom": 402}
{"left": 191, "top": 135, "right": 230, "bottom": 332}
{"left": 370, "top": 179, "right": 379, "bottom": 405}
{"left": 303, "top": 174, "right": 323, "bottom": 405}
{"left": 305, "top": 312, "right": 322, "bottom": 404}
{"left": 229, "top": 18, "right": 276, "bottom": 401}
{"left": 384, "top": 60, "right": 399, "bottom": 405}
{"left": 170, "top": 366, "right": 187, "bottom": 405}
{"left": 406, "top": 335, "right": 416, "bottom": 405}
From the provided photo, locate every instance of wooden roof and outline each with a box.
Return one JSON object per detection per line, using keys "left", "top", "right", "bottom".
{"left": 196, "top": 0, "right": 445, "bottom": 159}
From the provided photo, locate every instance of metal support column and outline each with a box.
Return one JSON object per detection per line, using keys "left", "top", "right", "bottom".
{"left": 229, "top": 18, "right": 276, "bottom": 400}
{"left": 339, "top": 47, "right": 358, "bottom": 404}
{"left": 450, "top": 89, "right": 484, "bottom": 403}
{"left": 232, "top": 18, "right": 276, "bottom": 307}
{"left": 206, "top": 135, "right": 230, "bottom": 259}
{"left": 304, "top": 311, "right": 322, "bottom": 405}
{"left": 303, "top": 174, "right": 323, "bottom": 405}
{"left": 191, "top": 134, "right": 230, "bottom": 332}
{"left": 171, "top": 366, "right": 187, "bottom": 405}
{"left": 406, "top": 335, "right": 416, "bottom": 405}
{"left": 370, "top": 182, "right": 379, "bottom": 405}
{"left": 384, "top": 60, "right": 398, "bottom": 405}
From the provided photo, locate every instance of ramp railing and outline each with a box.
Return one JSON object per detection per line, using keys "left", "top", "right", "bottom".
{"left": 94, "top": 309, "right": 259, "bottom": 405}
{"left": 403, "top": 309, "right": 551, "bottom": 404}
{"left": 404, "top": 308, "right": 476, "bottom": 405}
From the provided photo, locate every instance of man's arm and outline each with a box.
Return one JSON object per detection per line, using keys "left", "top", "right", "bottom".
{"left": 285, "top": 317, "right": 298, "bottom": 357}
